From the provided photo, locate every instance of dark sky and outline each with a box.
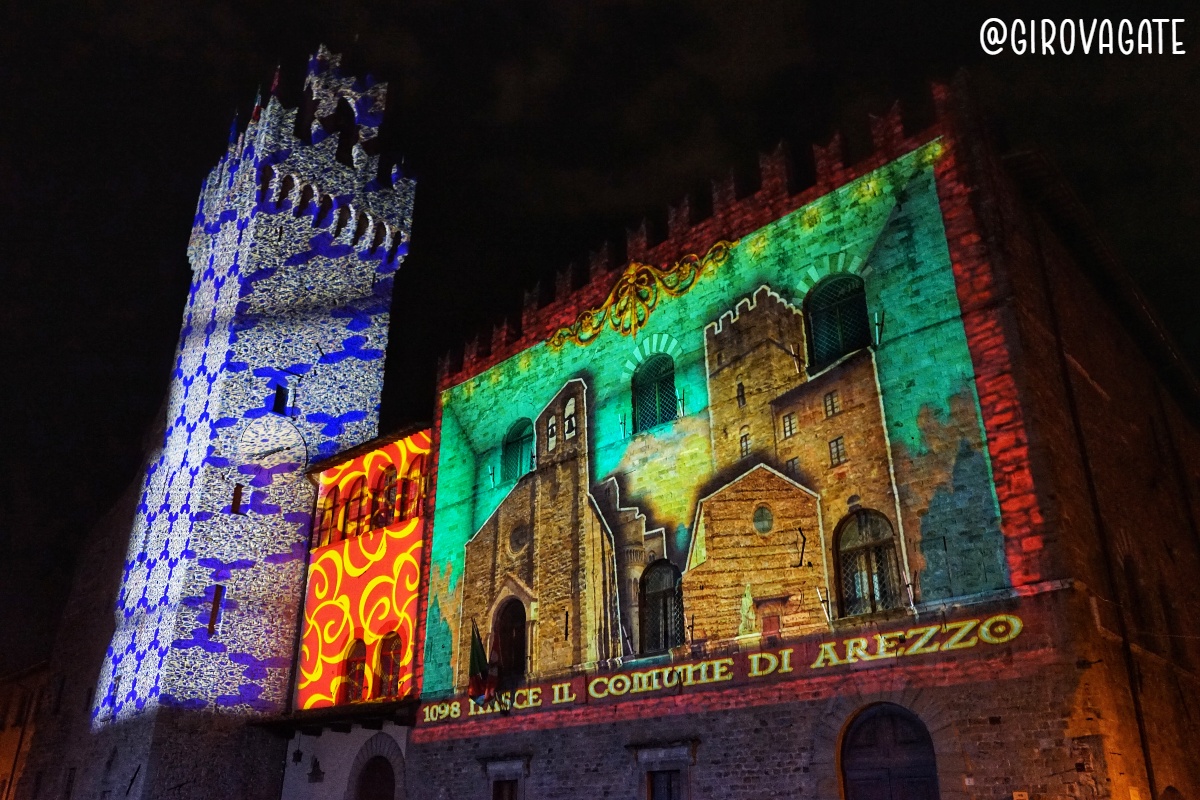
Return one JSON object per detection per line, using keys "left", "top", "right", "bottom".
{"left": 2, "top": 0, "right": 1197, "bottom": 673}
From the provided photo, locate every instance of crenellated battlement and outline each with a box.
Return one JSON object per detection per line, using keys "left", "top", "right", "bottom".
{"left": 188, "top": 45, "right": 414, "bottom": 275}
{"left": 705, "top": 285, "right": 803, "bottom": 342}
{"left": 437, "top": 87, "right": 955, "bottom": 390}
{"left": 253, "top": 165, "right": 409, "bottom": 262}
{"left": 303, "top": 45, "right": 388, "bottom": 145}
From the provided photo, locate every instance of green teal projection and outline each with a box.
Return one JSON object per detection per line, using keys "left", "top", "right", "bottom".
{"left": 423, "top": 141, "right": 1006, "bottom": 696}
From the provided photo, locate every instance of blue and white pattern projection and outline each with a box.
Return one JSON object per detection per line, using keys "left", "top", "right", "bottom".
{"left": 96, "top": 46, "right": 415, "bottom": 724}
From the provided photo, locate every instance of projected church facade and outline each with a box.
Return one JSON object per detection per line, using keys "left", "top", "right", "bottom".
{"left": 13, "top": 47, "right": 1200, "bottom": 800}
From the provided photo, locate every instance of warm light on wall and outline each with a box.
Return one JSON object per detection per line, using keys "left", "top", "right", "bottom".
{"left": 297, "top": 430, "right": 431, "bottom": 709}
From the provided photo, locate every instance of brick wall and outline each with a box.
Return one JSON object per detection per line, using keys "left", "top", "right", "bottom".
{"left": 937, "top": 84, "right": 1200, "bottom": 799}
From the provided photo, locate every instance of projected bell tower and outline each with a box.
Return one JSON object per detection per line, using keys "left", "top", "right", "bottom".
{"left": 93, "top": 45, "right": 413, "bottom": 797}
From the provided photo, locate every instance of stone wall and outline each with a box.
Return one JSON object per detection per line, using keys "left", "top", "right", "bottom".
{"left": 405, "top": 590, "right": 1119, "bottom": 800}
{"left": 457, "top": 379, "right": 621, "bottom": 689}
{"left": 931, "top": 85, "right": 1200, "bottom": 799}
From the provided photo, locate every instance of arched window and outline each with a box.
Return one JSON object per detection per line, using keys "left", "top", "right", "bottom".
{"left": 547, "top": 415, "right": 558, "bottom": 451}
{"left": 343, "top": 477, "right": 370, "bottom": 539}
{"left": 316, "top": 485, "right": 340, "bottom": 547}
{"left": 836, "top": 510, "right": 902, "bottom": 617}
{"left": 399, "top": 455, "right": 425, "bottom": 520}
{"left": 640, "top": 559, "right": 685, "bottom": 654}
{"left": 564, "top": 398, "right": 577, "bottom": 439}
{"left": 501, "top": 420, "right": 535, "bottom": 482}
{"left": 494, "top": 599, "right": 527, "bottom": 690}
{"left": 341, "top": 639, "right": 367, "bottom": 704}
{"left": 843, "top": 704, "right": 939, "bottom": 800}
{"left": 806, "top": 275, "right": 871, "bottom": 371}
{"left": 632, "top": 354, "right": 679, "bottom": 433}
{"left": 356, "top": 756, "right": 395, "bottom": 800}
{"left": 378, "top": 632, "right": 406, "bottom": 699}
{"left": 372, "top": 466, "right": 398, "bottom": 529}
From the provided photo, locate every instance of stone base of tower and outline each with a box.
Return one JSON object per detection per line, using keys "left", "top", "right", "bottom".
{"left": 134, "top": 709, "right": 288, "bottom": 800}
{"left": 5, "top": 478, "right": 291, "bottom": 800}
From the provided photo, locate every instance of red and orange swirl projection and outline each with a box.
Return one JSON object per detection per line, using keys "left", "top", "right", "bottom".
{"left": 297, "top": 430, "right": 431, "bottom": 709}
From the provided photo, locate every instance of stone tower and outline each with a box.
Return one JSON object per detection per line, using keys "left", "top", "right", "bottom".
{"left": 77, "top": 46, "right": 413, "bottom": 800}
{"left": 704, "top": 285, "right": 806, "bottom": 473}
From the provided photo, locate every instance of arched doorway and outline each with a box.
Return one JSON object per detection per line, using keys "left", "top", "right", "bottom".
{"left": 494, "top": 598, "right": 527, "bottom": 690}
{"left": 356, "top": 756, "right": 394, "bottom": 800}
{"left": 842, "top": 704, "right": 939, "bottom": 800}
{"left": 343, "top": 732, "right": 405, "bottom": 800}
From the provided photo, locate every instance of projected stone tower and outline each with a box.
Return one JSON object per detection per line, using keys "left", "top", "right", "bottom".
{"left": 94, "top": 46, "right": 413, "bottom": 798}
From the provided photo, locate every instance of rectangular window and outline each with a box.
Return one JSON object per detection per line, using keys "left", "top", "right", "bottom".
{"left": 829, "top": 436, "right": 847, "bottom": 466}
{"left": 231, "top": 484, "right": 245, "bottom": 515}
{"left": 781, "top": 412, "right": 797, "bottom": 439}
{"left": 823, "top": 390, "right": 841, "bottom": 417}
{"left": 208, "top": 585, "right": 225, "bottom": 637}
{"left": 648, "top": 770, "right": 682, "bottom": 800}
{"left": 272, "top": 384, "right": 290, "bottom": 415}
{"left": 739, "top": 433, "right": 751, "bottom": 458}
{"left": 492, "top": 780, "right": 519, "bottom": 800}
{"left": 786, "top": 457, "right": 799, "bottom": 476}
{"left": 736, "top": 382, "right": 746, "bottom": 407}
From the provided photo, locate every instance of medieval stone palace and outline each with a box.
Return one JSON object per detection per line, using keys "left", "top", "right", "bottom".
{"left": 5, "top": 46, "right": 1199, "bottom": 800}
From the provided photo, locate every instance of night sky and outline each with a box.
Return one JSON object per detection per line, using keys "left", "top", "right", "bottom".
{"left": 2, "top": 0, "right": 1197, "bottom": 674}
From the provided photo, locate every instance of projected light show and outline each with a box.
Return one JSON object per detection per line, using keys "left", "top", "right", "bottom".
{"left": 9, "top": 12, "right": 1200, "bottom": 799}
{"left": 93, "top": 47, "right": 414, "bottom": 724}
{"left": 423, "top": 141, "right": 1009, "bottom": 699}
{"left": 298, "top": 430, "right": 430, "bottom": 709}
